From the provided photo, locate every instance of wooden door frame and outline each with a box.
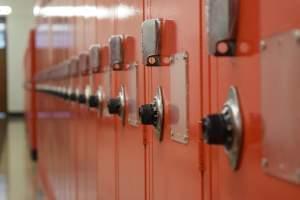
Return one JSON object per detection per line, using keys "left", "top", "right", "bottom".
{"left": 0, "top": 17, "right": 7, "bottom": 113}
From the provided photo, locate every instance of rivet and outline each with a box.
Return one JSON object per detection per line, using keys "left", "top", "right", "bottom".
{"left": 260, "top": 40, "right": 267, "bottom": 51}
{"left": 295, "top": 169, "right": 300, "bottom": 184}
{"left": 183, "top": 53, "right": 188, "bottom": 60}
{"left": 183, "top": 135, "right": 189, "bottom": 142}
{"left": 171, "top": 130, "right": 175, "bottom": 137}
{"left": 261, "top": 158, "right": 269, "bottom": 168}
{"left": 294, "top": 30, "right": 300, "bottom": 43}
{"left": 148, "top": 57, "right": 156, "bottom": 65}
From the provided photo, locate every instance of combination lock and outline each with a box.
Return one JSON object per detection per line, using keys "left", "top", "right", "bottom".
{"left": 78, "top": 93, "right": 87, "bottom": 104}
{"left": 107, "top": 97, "right": 122, "bottom": 114}
{"left": 88, "top": 87, "right": 103, "bottom": 108}
{"left": 139, "top": 103, "right": 159, "bottom": 126}
{"left": 139, "top": 87, "right": 164, "bottom": 141}
{"left": 106, "top": 86, "right": 126, "bottom": 125}
{"left": 201, "top": 86, "right": 243, "bottom": 170}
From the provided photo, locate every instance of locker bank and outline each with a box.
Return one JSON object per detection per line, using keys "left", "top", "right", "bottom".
{"left": 19, "top": 0, "right": 300, "bottom": 199}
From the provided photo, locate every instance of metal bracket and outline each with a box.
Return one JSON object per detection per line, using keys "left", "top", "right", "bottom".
{"left": 89, "top": 45, "right": 101, "bottom": 73}
{"left": 206, "top": 0, "right": 239, "bottom": 56}
{"left": 141, "top": 19, "right": 162, "bottom": 66}
{"left": 109, "top": 35, "right": 124, "bottom": 70}
{"left": 170, "top": 52, "right": 189, "bottom": 144}
{"left": 79, "top": 52, "right": 89, "bottom": 75}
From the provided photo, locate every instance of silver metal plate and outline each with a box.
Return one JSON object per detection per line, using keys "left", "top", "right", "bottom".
{"left": 261, "top": 29, "right": 300, "bottom": 184}
{"left": 109, "top": 35, "right": 123, "bottom": 70}
{"left": 70, "top": 57, "right": 79, "bottom": 77}
{"left": 127, "top": 64, "right": 139, "bottom": 126}
{"left": 141, "top": 19, "right": 161, "bottom": 66}
{"left": 206, "top": 0, "right": 239, "bottom": 55}
{"left": 102, "top": 68, "right": 112, "bottom": 117}
{"left": 89, "top": 45, "right": 101, "bottom": 73}
{"left": 223, "top": 86, "right": 243, "bottom": 170}
{"left": 170, "top": 52, "right": 189, "bottom": 144}
{"left": 154, "top": 87, "right": 164, "bottom": 141}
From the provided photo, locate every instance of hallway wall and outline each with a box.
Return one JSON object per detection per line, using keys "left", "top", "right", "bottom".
{"left": 0, "top": 0, "right": 35, "bottom": 113}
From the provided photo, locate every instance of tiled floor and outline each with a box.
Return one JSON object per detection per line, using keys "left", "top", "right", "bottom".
{"left": 0, "top": 118, "right": 38, "bottom": 200}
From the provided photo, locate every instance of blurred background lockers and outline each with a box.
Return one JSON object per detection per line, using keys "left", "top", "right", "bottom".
{"left": 0, "top": 0, "right": 35, "bottom": 114}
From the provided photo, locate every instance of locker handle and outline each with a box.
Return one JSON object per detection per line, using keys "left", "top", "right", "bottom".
{"left": 206, "top": 0, "right": 239, "bottom": 56}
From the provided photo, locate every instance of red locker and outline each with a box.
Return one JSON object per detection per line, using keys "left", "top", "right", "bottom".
{"left": 95, "top": 1, "right": 118, "bottom": 200}
{"left": 24, "top": 29, "right": 38, "bottom": 160}
{"left": 29, "top": 0, "right": 300, "bottom": 200}
{"left": 140, "top": 0, "right": 203, "bottom": 199}
{"left": 113, "top": 1, "right": 146, "bottom": 200}
{"left": 202, "top": 0, "right": 300, "bottom": 200}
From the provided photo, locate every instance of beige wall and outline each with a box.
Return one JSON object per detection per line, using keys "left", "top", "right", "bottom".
{"left": 0, "top": 0, "right": 35, "bottom": 113}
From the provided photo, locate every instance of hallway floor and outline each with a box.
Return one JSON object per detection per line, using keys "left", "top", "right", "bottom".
{"left": 0, "top": 118, "right": 40, "bottom": 200}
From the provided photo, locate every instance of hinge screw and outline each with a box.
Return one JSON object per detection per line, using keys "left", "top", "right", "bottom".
{"left": 261, "top": 158, "right": 269, "bottom": 168}
{"left": 294, "top": 30, "right": 300, "bottom": 43}
{"left": 260, "top": 40, "right": 267, "bottom": 51}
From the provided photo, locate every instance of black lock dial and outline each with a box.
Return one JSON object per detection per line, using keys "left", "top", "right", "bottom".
{"left": 63, "top": 92, "right": 69, "bottom": 100}
{"left": 201, "top": 111, "right": 233, "bottom": 148}
{"left": 70, "top": 93, "right": 77, "bottom": 102}
{"left": 88, "top": 95, "right": 99, "bottom": 108}
{"left": 107, "top": 98, "right": 121, "bottom": 114}
{"left": 78, "top": 94, "right": 87, "bottom": 104}
{"left": 139, "top": 103, "right": 158, "bottom": 126}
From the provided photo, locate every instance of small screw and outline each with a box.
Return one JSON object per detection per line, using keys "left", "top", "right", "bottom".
{"left": 148, "top": 57, "right": 156, "bottom": 65}
{"left": 296, "top": 169, "right": 300, "bottom": 184}
{"left": 183, "top": 135, "right": 189, "bottom": 142}
{"left": 183, "top": 53, "right": 188, "bottom": 60}
{"left": 261, "top": 158, "right": 269, "bottom": 168}
{"left": 171, "top": 130, "right": 175, "bottom": 137}
{"left": 294, "top": 30, "right": 300, "bottom": 43}
{"left": 260, "top": 40, "right": 267, "bottom": 51}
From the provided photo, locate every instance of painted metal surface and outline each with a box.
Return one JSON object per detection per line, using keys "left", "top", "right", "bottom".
{"left": 203, "top": 0, "right": 300, "bottom": 200}
{"left": 27, "top": 0, "right": 300, "bottom": 200}
{"left": 114, "top": 1, "right": 146, "bottom": 199}
{"left": 145, "top": 0, "right": 203, "bottom": 200}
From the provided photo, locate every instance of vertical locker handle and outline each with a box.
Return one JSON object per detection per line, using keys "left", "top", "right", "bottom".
{"left": 206, "top": 0, "right": 239, "bottom": 56}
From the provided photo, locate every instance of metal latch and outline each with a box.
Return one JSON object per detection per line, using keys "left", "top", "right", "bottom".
{"left": 89, "top": 45, "right": 101, "bottom": 73}
{"left": 206, "top": 0, "right": 239, "bottom": 56}
{"left": 79, "top": 52, "right": 89, "bottom": 75}
{"left": 141, "top": 19, "right": 161, "bottom": 66}
{"left": 109, "top": 35, "right": 124, "bottom": 70}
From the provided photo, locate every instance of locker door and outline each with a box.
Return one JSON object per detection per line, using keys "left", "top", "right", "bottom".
{"left": 143, "top": 0, "right": 203, "bottom": 200}
{"left": 95, "top": 1, "right": 118, "bottom": 200}
{"left": 73, "top": 0, "right": 88, "bottom": 199}
{"left": 114, "top": 1, "right": 145, "bottom": 200}
{"left": 202, "top": 0, "right": 300, "bottom": 200}
{"left": 82, "top": 0, "right": 98, "bottom": 199}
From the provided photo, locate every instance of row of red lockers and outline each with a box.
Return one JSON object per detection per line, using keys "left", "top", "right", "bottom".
{"left": 24, "top": 0, "right": 300, "bottom": 199}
